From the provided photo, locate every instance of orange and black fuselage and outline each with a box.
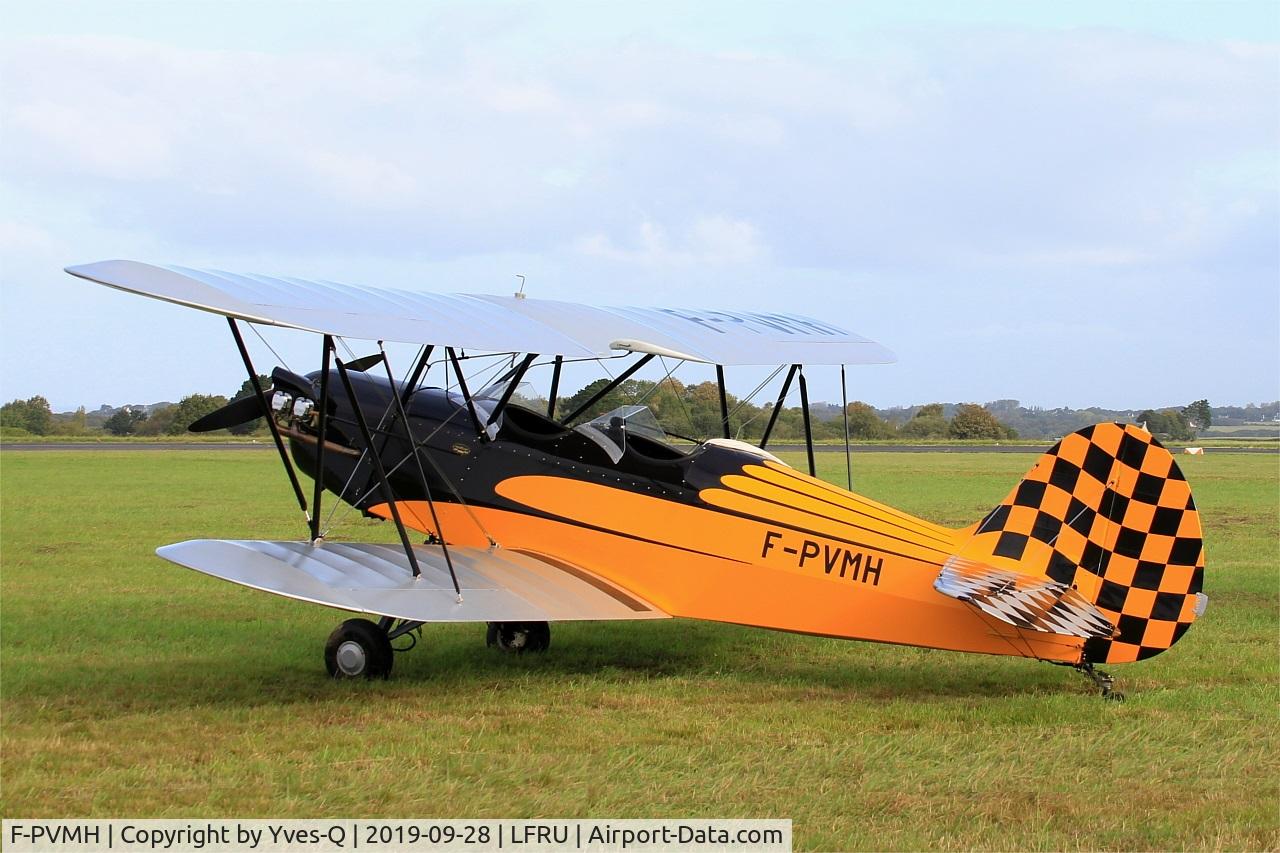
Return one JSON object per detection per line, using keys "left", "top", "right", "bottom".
{"left": 281, "top": 370, "right": 1204, "bottom": 666}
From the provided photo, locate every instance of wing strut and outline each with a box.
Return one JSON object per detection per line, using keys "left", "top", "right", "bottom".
{"left": 446, "top": 347, "right": 485, "bottom": 436}
{"left": 840, "top": 364, "right": 852, "bottom": 491}
{"left": 547, "top": 355, "right": 563, "bottom": 418}
{"left": 798, "top": 366, "right": 816, "bottom": 477}
{"left": 759, "top": 364, "right": 799, "bottom": 449}
{"left": 715, "top": 365, "right": 731, "bottom": 439}
{"left": 562, "top": 353, "right": 656, "bottom": 425}
{"left": 333, "top": 348, "right": 424, "bottom": 580}
{"left": 227, "top": 318, "right": 310, "bottom": 525}
{"left": 309, "top": 335, "right": 333, "bottom": 543}
{"left": 400, "top": 345, "right": 434, "bottom": 406}
{"left": 486, "top": 353, "right": 538, "bottom": 427}
{"left": 376, "top": 342, "right": 462, "bottom": 597}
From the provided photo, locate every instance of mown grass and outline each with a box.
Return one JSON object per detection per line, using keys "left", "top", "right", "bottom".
{"left": 0, "top": 450, "right": 1276, "bottom": 850}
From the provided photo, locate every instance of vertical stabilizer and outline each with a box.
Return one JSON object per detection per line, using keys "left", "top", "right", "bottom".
{"left": 957, "top": 423, "right": 1207, "bottom": 664}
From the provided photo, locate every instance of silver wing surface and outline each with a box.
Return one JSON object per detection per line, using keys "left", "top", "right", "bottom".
{"left": 157, "top": 540, "right": 668, "bottom": 623}
{"left": 65, "top": 260, "right": 895, "bottom": 366}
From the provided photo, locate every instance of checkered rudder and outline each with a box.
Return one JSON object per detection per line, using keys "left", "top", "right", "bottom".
{"left": 966, "top": 423, "right": 1206, "bottom": 664}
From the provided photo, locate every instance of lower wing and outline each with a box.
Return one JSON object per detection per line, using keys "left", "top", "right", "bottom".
{"left": 157, "top": 540, "right": 668, "bottom": 623}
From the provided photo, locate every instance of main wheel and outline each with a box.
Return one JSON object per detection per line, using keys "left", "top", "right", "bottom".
{"left": 325, "top": 618, "right": 394, "bottom": 679}
{"left": 485, "top": 621, "right": 551, "bottom": 654}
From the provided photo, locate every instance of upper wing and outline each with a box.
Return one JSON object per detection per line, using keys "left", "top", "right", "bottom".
{"left": 157, "top": 539, "right": 668, "bottom": 623}
{"left": 65, "top": 260, "right": 895, "bottom": 366}
{"left": 934, "top": 557, "right": 1116, "bottom": 639}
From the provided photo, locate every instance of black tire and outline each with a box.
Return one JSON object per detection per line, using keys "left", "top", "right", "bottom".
{"left": 485, "top": 621, "right": 551, "bottom": 654}
{"left": 324, "top": 618, "right": 394, "bottom": 679}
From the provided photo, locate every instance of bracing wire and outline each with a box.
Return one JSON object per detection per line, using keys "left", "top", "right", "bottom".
{"left": 729, "top": 365, "right": 786, "bottom": 438}
{"left": 248, "top": 324, "right": 293, "bottom": 375}
{"left": 729, "top": 365, "right": 785, "bottom": 419}
{"left": 632, "top": 356, "right": 686, "bottom": 407}
{"left": 320, "top": 335, "right": 421, "bottom": 535}
{"left": 655, "top": 356, "right": 698, "bottom": 438}
{"left": 593, "top": 357, "right": 618, "bottom": 382}
{"left": 320, "top": 343, "right": 510, "bottom": 542}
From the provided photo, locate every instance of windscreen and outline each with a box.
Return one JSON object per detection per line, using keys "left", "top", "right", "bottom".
{"left": 587, "top": 405, "right": 668, "bottom": 443}
{"left": 474, "top": 379, "right": 547, "bottom": 412}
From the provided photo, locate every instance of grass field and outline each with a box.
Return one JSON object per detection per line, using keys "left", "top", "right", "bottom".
{"left": 1, "top": 449, "right": 1276, "bottom": 850}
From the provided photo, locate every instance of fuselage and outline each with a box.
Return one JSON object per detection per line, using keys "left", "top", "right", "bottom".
{"left": 277, "top": 368, "right": 1083, "bottom": 663}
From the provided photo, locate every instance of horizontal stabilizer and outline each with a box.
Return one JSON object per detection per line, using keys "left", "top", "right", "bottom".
{"left": 157, "top": 539, "right": 668, "bottom": 623}
{"left": 934, "top": 558, "right": 1116, "bottom": 639}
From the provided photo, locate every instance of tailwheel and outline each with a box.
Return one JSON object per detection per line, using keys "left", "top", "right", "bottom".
{"left": 1075, "top": 660, "right": 1123, "bottom": 701}
{"left": 486, "top": 621, "right": 551, "bottom": 654}
{"left": 325, "top": 618, "right": 394, "bottom": 679}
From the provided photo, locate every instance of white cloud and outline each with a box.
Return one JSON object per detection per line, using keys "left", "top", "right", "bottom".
{"left": 298, "top": 149, "right": 420, "bottom": 207}
{"left": 2, "top": 29, "right": 1274, "bottom": 273}
{"left": 574, "top": 216, "right": 766, "bottom": 266}
{"left": 0, "top": 219, "right": 59, "bottom": 255}
{"left": 0, "top": 21, "right": 1275, "bottom": 408}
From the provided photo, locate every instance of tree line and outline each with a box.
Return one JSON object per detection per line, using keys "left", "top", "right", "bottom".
{"left": 1, "top": 379, "right": 1258, "bottom": 444}
{"left": 553, "top": 379, "right": 1019, "bottom": 441}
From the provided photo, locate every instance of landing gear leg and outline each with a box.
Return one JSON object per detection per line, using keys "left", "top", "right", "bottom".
{"left": 486, "top": 621, "right": 551, "bottom": 654}
{"left": 1075, "top": 660, "right": 1124, "bottom": 701}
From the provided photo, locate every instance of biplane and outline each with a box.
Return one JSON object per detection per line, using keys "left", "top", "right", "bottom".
{"left": 66, "top": 260, "right": 1207, "bottom": 698}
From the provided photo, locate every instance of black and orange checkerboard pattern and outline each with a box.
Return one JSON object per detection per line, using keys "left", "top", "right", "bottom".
{"left": 966, "top": 423, "right": 1205, "bottom": 664}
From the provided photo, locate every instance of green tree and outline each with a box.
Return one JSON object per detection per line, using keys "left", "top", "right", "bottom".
{"left": 1164, "top": 410, "right": 1195, "bottom": 441}
{"left": 1183, "top": 399, "right": 1212, "bottom": 431}
{"left": 897, "top": 402, "right": 949, "bottom": 439}
{"left": 844, "top": 401, "right": 896, "bottom": 439}
{"left": 899, "top": 414, "right": 949, "bottom": 439}
{"left": 1138, "top": 408, "right": 1195, "bottom": 441}
{"left": 50, "top": 406, "right": 92, "bottom": 436}
{"left": 752, "top": 402, "right": 804, "bottom": 443}
{"left": 103, "top": 407, "right": 148, "bottom": 436}
{"left": 561, "top": 375, "right": 765, "bottom": 441}
{"left": 643, "top": 377, "right": 696, "bottom": 437}
{"left": 136, "top": 406, "right": 177, "bottom": 436}
{"left": 165, "top": 394, "right": 229, "bottom": 435}
{"left": 560, "top": 378, "right": 625, "bottom": 423}
{"left": 948, "top": 403, "right": 1011, "bottom": 440}
{"left": 686, "top": 381, "right": 729, "bottom": 437}
{"left": 0, "top": 396, "right": 53, "bottom": 435}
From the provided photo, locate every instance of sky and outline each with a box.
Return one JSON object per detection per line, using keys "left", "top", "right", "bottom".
{"left": 1, "top": 1, "right": 1277, "bottom": 413}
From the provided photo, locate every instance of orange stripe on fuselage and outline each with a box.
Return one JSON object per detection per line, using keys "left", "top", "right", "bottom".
{"left": 754, "top": 461, "right": 955, "bottom": 540}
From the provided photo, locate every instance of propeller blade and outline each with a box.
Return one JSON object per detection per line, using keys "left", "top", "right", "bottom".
{"left": 341, "top": 353, "right": 385, "bottom": 372}
{"left": 189, "top": 392, "right": 269, "bottom": 433}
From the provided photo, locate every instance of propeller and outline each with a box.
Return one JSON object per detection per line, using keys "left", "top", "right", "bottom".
{"left": 189, "top": 364, "right": 353, "bottom": 433}
{"left": 189, "top": 392, "right": 269, "bottom": 433}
